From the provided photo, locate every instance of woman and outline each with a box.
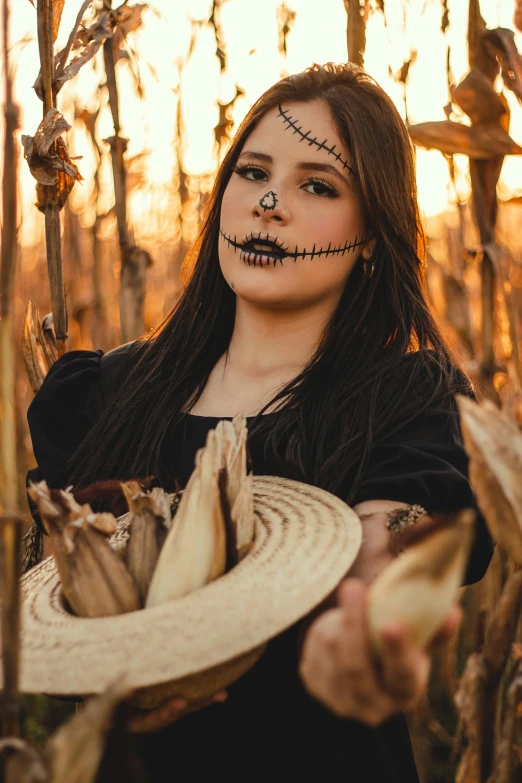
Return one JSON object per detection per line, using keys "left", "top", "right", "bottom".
{"left": 28, "top": 62, "right": 492, "bottom": 781}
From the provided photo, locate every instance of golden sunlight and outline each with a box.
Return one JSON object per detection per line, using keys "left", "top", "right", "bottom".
{"left": 4, "top": 0, "right": 522, "bottom": 243}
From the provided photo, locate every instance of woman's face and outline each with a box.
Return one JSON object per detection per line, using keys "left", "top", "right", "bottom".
{"left": 219, "top": 99, "right": 373, "bottom": 310}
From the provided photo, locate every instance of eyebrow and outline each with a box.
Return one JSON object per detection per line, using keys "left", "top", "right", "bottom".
{"left": 238, "top": 151, "right": 352, "bottom": 188}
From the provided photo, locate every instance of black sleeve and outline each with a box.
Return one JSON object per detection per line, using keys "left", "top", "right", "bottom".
{"left": 26, "top": 344, "right": 135, "bottom": 530}
{"left": 26, "top": 350, "right": 104, "bottom": 490}
{"left": 352, "top": 374, "right": 494, "bottom": 586}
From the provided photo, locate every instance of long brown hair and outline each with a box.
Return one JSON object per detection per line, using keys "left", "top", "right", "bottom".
{"left": 66, "top": 62, "right": 471, "bottom": 502}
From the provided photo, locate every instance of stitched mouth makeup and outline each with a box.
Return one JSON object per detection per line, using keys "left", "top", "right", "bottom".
{"left": 219, "top": 228, "right": 368, "bottom": 267}
{"left": 220, "top": 230, "right": 288, "bottom": 266}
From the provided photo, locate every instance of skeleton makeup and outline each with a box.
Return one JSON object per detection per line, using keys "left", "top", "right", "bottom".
{"left": 220, "top": 104, "right": 368, "bottom": 268}
{"left": 220, "top": 228, "right": 369, "bottom": 267}
{"left": 219, "top": 99, "right": 373, "bottom": 305}
{"left": 277, "top": 104, "right": 356, "bottom": 179}
{"left": 259, "top": 191, "right": 278, "bottom": 211}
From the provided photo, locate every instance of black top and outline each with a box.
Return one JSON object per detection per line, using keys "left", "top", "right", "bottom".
{"left": 26, "top": 346, "right": 493, "bottom": 783}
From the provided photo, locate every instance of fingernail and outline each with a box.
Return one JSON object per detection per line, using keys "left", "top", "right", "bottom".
{"left": 213, "top": 691, "right": 228, "bottom": 703}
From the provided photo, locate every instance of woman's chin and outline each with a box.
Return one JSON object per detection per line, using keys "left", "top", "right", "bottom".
{"left": 229, "top": 276, "right": 299, "bottom": 308}
{"left": 235, "top": 287, "right": 290, "bottom": 308}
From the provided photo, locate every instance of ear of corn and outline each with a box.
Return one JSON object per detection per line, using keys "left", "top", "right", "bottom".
{"left": 28, "top": 481, "right": 140, "bottom": 617}
{"left": 218, "top": 467, "right": 239, "bottom": 572}
{"left": 223, "top": 414, "right": 248, "bottom": 510}
{"left": 215, "top": 413, "right": 254, "bottom": 561}
{"left": 121, "top": 481, "right": 171, "bottom": 603}
{"left": 368, "top": 509, "right": 475, "bottom": 651}
{"left": 232, "top": 473, "right": 255, "bottom": 561}
{"left": 145, "top": 429, "right": 227, "bottom": 607}
{"left": 27, "top": 414, "right": 255, "bottom": 617}
{"left": 457, "top": 394, "right": 522, "bottom": 563}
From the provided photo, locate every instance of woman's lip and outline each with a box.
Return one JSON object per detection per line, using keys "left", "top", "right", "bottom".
{"left": 241, "top": 243, "right": 286, "bottom": 255}
{"left": 240, "top": 247, "right": 286, "bottom": 265}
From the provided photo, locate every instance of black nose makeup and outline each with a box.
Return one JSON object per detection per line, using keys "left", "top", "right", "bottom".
{"left": 259, "top": 191, "right": 278, "bottom": 212}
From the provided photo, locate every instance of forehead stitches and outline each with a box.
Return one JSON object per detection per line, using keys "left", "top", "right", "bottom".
{"left": 276, "top": 104, "right": 356, "bottom": 180}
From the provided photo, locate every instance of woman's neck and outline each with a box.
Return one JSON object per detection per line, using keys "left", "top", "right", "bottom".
{"left": 226, "top": 297, "right": 335, "bottom": 377}
{"left": 184, "top": 297, "right": 338, "bottom": 417}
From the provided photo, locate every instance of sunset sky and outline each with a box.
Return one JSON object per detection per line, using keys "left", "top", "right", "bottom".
{"left": 4, "top": 0, "right": 522, "bottom": 244}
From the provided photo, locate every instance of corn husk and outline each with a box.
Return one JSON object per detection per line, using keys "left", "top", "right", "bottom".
{"left": 0, "top": 738, "right": 49, "bottom": 782}
{"left": 457, "top": 394, "right": 522, "bottom": 563}
{"left": 232, "top": 473, "right": 255, "bottom": 561}
{"left": 46, "top": 678, "right": 132, "bottom": 783}
{"left": 145, "top": 429, "right": 227, "bottom": 607}
{"left": 28, "top": 481, "right": 140, "bottom": 617}
{"left": 121, "top": 482, "right": 172, "bottom": 603}
{"left": 368, "top": 510, "right": 475, "bottom": 651}
{"left": 214, "top": 413, "right": 247, "bottom": 509}
{"left": 217, "top": 414, "right": 254, "bottom": 559}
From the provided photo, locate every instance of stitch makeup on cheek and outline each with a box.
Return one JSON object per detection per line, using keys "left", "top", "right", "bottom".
{"left": 276, "top": 104, "right": 356, "bottom": 180}
{"left": 259, "top": 191, "right": 278, "bottom": 211}
{"left": 219, "top": 228, "right": 369, "bottom": 267}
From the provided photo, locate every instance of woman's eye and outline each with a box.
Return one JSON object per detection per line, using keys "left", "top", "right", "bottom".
{"left": 303, "top": 179, "right": 339, "bottom": 198}
{"left": 235, "top": 165, "right": 267, "bottom": 182}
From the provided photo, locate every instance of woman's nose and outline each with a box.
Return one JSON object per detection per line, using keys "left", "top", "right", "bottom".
{"left": 250, "top": 188, "right": 290, "bottom": 225}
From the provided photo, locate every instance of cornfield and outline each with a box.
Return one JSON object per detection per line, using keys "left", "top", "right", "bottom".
{"left": 3, "top": 0, "right": 522, "bottom": 781}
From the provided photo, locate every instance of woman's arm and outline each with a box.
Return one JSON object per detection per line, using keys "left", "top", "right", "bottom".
{"left": 347, "top": 498, "right": 408, "bottom": 584}
{"left": 298, "top": 499, "right": 461, "bottom": 725}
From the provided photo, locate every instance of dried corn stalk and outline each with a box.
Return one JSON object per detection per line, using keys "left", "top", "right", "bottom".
{"left": 32, "top": 1, "right": 139, "bottom": 101}
{"left": 454, "top": 392, "right": 522, "bottom": 781}
{"left": 46, "top": 677, "right": 133, "bottom": 783}
{"left": 1, "top": 0, "right": 22, "bottom": 739}
{"left": 102, "top": 0, "right": 150, "bottom": 343}
{"left": 0, "top": 677, "right": 134, "bottom": 783}
{"left": 22, "top": 301, "right": 58, "bottom": 393}
{"left": 343, "top": 0, "right": 369, "bottom": 67}
{"left": 409, "top": 1, "right": 522, "bottom": 398}
{"left": 455, "top": 569, "right": 522, "bottom": 782}
{"left": 516, "top": 1, "right": 522, "bottom": 32}
{"left": 27, "top": 0, "right": 139, "bottom": 354}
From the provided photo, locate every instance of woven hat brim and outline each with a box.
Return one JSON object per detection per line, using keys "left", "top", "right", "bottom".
{"left": 6, "top": 477, "right": 361, "bottom": 698}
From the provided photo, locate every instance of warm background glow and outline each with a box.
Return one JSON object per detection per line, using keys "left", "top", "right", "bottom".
{"left": 4, "top": 2, "right": 522, "bottom": 763}
{"left": 7, "top": 0, "right": 522, "bottom": 247}
{"left": 3, "top": 0, "right": 522, "bottom": 375}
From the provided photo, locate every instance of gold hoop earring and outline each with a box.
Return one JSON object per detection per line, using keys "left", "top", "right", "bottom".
{"left": 363, "top": 257, "right": 375, "bottom": 279}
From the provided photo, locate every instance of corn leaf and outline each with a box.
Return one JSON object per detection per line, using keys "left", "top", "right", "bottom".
{"left": 408, "top": 119, "right": 522, "bottom": 159}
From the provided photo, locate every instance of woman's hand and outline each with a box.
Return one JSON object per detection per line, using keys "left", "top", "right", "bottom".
{"left": 298, "top": 578, "right": 461, "bottom": 726}
{"left": 126, "top": 690, "right": 228, "bottom": 733}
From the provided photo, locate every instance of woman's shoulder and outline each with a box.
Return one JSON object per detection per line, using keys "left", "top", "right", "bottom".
{"left": 394, "top": 349, "right": 475, "bottom": 398}
{"left": 28, "top": 340, "right": 140, "bottom": 412}
{"left": 26, "top": 341, "right": 141, "bottom": 487}
{"left": 98, "top": 340, "right": 142, "bottom": 399}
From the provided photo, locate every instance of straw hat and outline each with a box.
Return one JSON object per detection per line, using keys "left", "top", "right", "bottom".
{"left": 8, "top": 477, "right": 361, "bottom": 708}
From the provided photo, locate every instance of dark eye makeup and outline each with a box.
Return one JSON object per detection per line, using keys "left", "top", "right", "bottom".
{"left": 233, "top": 164, "right": 340, "bottom": 199}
